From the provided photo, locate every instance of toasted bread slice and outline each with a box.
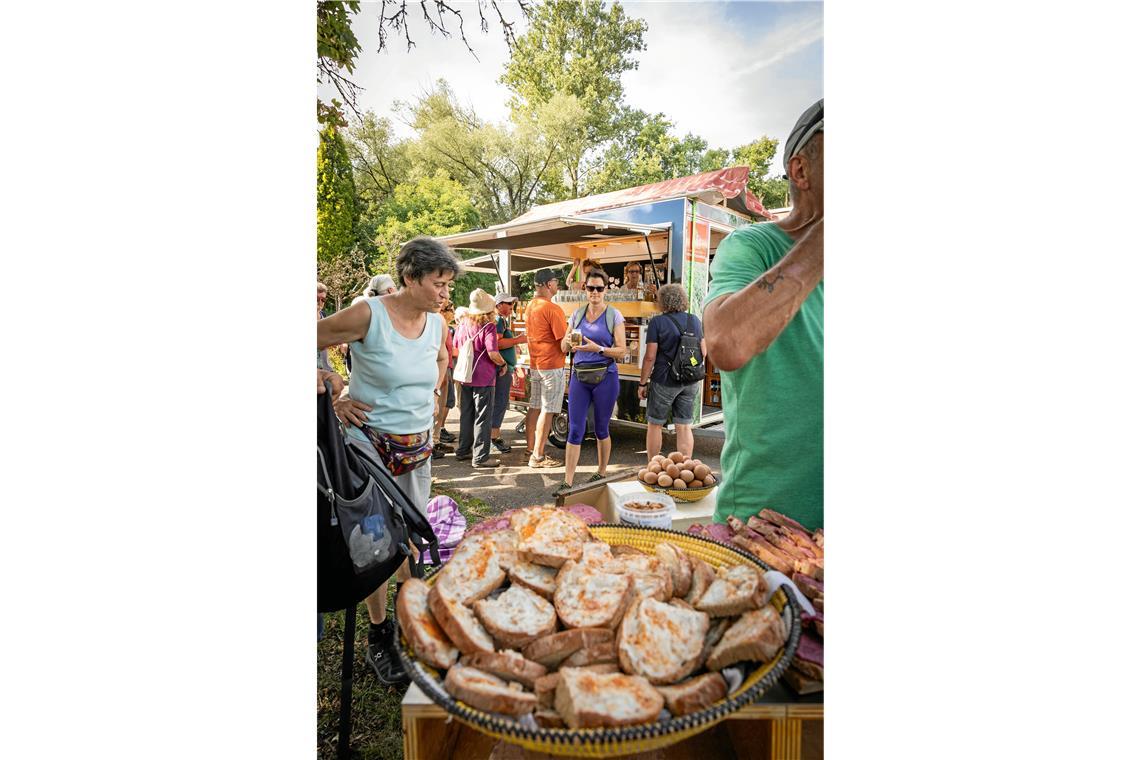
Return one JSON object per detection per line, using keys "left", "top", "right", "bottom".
{"left": 458, "top": 650, "right": 547, "bottom": 690}
{"left": 579, "top": 540, "right": 615, "bottom": 568}
{"left": 698, "top": 617, "right": 730, "bottom": 668}
{"left": 509, "top": 507, "right": 591, "bottom": 568}
{"left": 655, "top": 672, "right": 729, "bottom": 717}
{"left": 443, "top": 664, "right": 537, "bottom": 716}
{"left": 617, "top": 598, "right": 709, "bottom": 684}
{"left": 561, "top": 639, "right": 618, "bottom": 668}
{"left": 487, "top": 528, "right": 520, "bottom": 573}
{"left": 695, "top": 563, "right": 767, "bottom": 617}
{"left": 554, "top": 667, "right": 665, "bottom": 729}
{"left": 523, "top": 627, "right": 614, "bottom": 670}
{"left": 535, "top": 662, "right": 623, "bottom": 708}
{"left": 473, "top": 584, "right": 557, "bottom": 649}
{"left": 435, "top": 533, "right": 508, "bottom": 605}
{"left": 668, "top": 598, "right": 695, "bottom": 612}
{"left": 507, "top": 561, "right": 559, "bottom": 600}
{"left": 611, "top": 544, "right": 646, "bottom": 557}
{"left": 684, "top": 557, "right": 716, "bottom": 606}
{"left": 427, "top": 582, "right": 495, "bottom": 655}
{"left": 396, "top": 578, "right": 459, "bottom": 670}
{"left": 554, "top": 560, "right": 635, "bottom": 630}
{"left": 705, "top": 605, "right": 786, "bottom": 671}
{"left": 654, "top": 543, "right": 693, "bottom": 599}
{"left": 605, "top": 554, "right": 673, "bottom": 602}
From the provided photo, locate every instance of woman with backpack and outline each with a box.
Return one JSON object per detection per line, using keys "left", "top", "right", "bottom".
{"left": 452, "top": 288, "right": 507, "bottom": 468}
{"left": 638, "top": 283, "right": 708, "bottom": 461}
{"left": 555, "top": 269, "right": 627, "bottom": 496}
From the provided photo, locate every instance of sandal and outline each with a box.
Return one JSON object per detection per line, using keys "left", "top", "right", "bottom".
{"left": 551, "top": 482, "right": 572, "bottom": 497}
{"left": 588, "top": 472, "right": 605, "bottom": 482}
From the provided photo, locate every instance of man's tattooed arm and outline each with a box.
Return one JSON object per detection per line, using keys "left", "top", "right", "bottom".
{"left": 756, "top": 272, "right": 786, "bottom": 293}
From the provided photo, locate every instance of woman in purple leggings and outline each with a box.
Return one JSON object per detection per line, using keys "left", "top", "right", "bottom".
{"left": 554, "top": 269, "right": 627, "bottom": 496}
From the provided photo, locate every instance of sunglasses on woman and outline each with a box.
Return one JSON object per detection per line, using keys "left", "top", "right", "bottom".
{"left": 584, "top": 285, "right": 606, "bottom": 293}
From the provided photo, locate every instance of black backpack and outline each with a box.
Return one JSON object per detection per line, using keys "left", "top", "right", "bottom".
{"left": 664, "top": 313, "right": 705, "bottom": 384}
{"left": 317, "top": 381, "right": 440, "bottom": 613}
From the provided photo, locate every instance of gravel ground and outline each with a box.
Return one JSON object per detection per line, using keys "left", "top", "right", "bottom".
{"left": 429, "top": 405, "right": 723, "bottom": 510}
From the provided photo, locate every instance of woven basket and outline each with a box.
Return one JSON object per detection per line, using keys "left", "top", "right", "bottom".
{"left": 640, "top": 480, "right": 717, "bottom": 503}
{"left": 397, "top": 524, "right": 802, "bottom": 758}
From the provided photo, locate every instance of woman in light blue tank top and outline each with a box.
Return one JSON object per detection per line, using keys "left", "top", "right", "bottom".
{"left": 317, "top": 236, "right": 460, "bottom": 687}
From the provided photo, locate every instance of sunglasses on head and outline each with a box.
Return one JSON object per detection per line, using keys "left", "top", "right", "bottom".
{"left": 585, "top": 285, "right": 606, "bottom": 293}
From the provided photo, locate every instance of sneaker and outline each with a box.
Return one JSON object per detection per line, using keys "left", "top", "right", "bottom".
{"left": 365, "top": 620, "right": 408, "bottom": 686}
{"left": 434, "top": 442, "right": 455, "bottom": 453}
{"left": 472, "top": 457, "right": 500, "bottom": 469}
{"left": 438, "top": 428, "right": 456, "bottom": 443}
{"left": 530, "top": 455, "right": 561, "bottom": 468}
{"left": 454, "top": 450, "right": 472, "bottom": 460}
{"left": 431, "top": 447, "right": 446, "bottom": 460}
{"left": 552, "top": 481, "right": 573, "bottom": 497}
{"left": 492, "top": 437, "right": 511, "bottom": 454}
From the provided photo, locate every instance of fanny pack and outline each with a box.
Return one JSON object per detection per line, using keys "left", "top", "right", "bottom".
{"left": 573, "top": 360, "right": 612, "bottom": 386}
{"left": 361, "top": 425, "right": 433, "bottom": 476}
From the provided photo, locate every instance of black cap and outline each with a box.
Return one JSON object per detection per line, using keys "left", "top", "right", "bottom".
{"left": 534, "top": 268, "right": 558, "bottom": 285}
{"left": 783, "top": 98, "right": 824, "bottom": 173}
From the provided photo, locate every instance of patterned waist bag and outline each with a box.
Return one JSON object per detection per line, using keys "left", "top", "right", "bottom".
{"left": 360, "top": 425, "right": 433, "bottom": 476}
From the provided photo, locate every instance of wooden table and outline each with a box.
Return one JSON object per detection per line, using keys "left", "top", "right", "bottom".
{"left": 401, "top": 681, "right": 822, "bottom": 759}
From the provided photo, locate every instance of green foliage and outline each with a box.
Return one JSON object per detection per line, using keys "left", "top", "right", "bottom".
{"left": 732, "top": 137, "right": 780, "bottom": 197}
{"left": 588, "top": 110, "right": 710, "bottom": 194}
{"left": 317, "top": 123, "right": 358, "bottom": 265}
{"left": 317, "top": 1, "right": 362, "bottom": 125}
{"left": 501, "top": 0, "right": 648, "bottom": 196}
{"left": 374, "top": 169, "right": 479, "bottom": 276}
{"left": 756, "top": 176, "right": 790, "bottom": 210}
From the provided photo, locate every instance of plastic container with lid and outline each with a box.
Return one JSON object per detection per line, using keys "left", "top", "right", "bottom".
{"left": 615, "top": 491, "right": 676, "bottom": 529}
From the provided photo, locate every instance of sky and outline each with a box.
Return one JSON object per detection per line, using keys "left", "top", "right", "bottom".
{"left": 323, "top": 0, "right": 823, "bottom": 177}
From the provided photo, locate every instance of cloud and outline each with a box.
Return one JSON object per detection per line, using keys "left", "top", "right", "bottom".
{"left": 730, "top": 15, "right": 823, "bottom": 77}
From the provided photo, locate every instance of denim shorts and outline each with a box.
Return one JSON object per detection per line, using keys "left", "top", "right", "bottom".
{"left": 645, "top": 381, "right": 701, "bottom": 425}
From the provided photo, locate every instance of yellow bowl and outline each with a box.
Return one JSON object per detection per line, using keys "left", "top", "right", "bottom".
{"left": 640, "top": 479, "right": 717, "bottom": 503}
{"left": 397, "top": 524, "right": 802, "bottom": 758}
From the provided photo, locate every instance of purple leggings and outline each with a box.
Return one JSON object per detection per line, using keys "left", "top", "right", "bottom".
{"left": 567, "top": 369, "right": 620, "bottom": 445}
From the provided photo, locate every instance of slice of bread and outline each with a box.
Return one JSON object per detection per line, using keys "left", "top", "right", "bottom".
{"left": 684, "top": 557, "right": 716, "bottom": 606}
{"left": 487, "top": 528, "right": 520, "bottom": 573}
{"left": 560, "top": 639, "right": 618, "bottom": 668}
{"left": 522, "top": 627, "right": 614, "bottom": 670}
{"left": 507, "top": 561, "right": 558, "bottom": 600}
{"left": 554, "top": 667, "right": 665, "bottom": 729}
{"left": 698, "top": 617, "right": 730, "bottom": 668}
{"left": 694, "top": 563, "right": 767, "bottom": 617}
{"left": 473, "top": 584, "right": 557, "bottom": 650}
{"left": 604, "top": 554, "right": 673, "bottom": 602}
{"left": 535, "top": 662, "right": 623, "bottom": 708}
{"left": 396, "top": 578, "right": 459, "bottom": 670}
{"left": 654, "top": 543, "right": 693, "bottom": 599}
{"left": 617, "top": 597, "right": 709, "bottom": 684}
{"left": 443, "top": 663, "right": 537, "bottom": 717}
{"left": 655, "top": 672, "right": 729, "bottom": 717}
{"left": 458, "top": 650, "right": 547, "bottom": 690}
{"left": 611, "top": 544, "right": 646, "bottom": 557}
{"left": 579, "top": 540, "right": 615, "bottom": 568}
{"left": 509, "top": 507, "right": 592, "bottom": 568}
{"left": 554, "top": 560, "right": 635, "bottom": 630}
{"left": 705, "top": 604, "right": 787, "bottom": 671}
{"left": 427, "top": 581, "right": 495, "bottom": 655}
{"left": 534, "top": 708, "right": 565, "bottom": 728}
{"left": 435, "top": 533, "right": 508, "bottom": 605}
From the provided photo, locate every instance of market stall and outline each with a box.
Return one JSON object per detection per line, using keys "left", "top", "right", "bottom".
{"left": 437, "top": 165, "right": 774, "bottom": 443}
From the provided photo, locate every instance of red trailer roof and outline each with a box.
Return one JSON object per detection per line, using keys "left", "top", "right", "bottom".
{"left": 510, "top": 165, "right": 773, "bottom": 225}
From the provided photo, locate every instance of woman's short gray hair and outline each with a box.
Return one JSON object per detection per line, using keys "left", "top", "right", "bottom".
{"left": 656, "top": 283, "right": 688, "bottom": 313}
{"left": 395, "top": 236, "right": 460, "bottom": 287}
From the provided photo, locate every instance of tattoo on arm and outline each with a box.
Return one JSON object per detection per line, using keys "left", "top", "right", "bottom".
{"left": 755, "top": 272, "right": 785, "bottom": 293}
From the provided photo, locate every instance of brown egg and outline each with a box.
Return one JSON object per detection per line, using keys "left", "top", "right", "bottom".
{"left": 665, "top": 463, "right": 681, "bottom": 479}
{"left": 679, "top": 469, "right": 695, "bottom": 483}
{"left": 656, "top": 473, "right": 674, "bottom": 488}
{"left": 681, "top": 460, "right": 696, "bottom": 472}
{"left": 671, "top": 479, "right": 687, "bottom": 490}
{"left": 691, "top": 459, "right": 704, "bottom": 468}
{"left": 693, "top": 464, "right": 711, "bottom": 480}
{"left": 648, "top": 462, "right": 662, "bottom": 475}
{"left": 637, "top": 468, "right": 649, "bottom": 482}
{"left": 641, "top": 470, "right": 658, "bottom": 485}
{"left": 653, "top": 455, "right": 669, "bottom": 467}
{"left": 702, "top": 475, "right": 716, "bottom": 487}
{"left": 668, "top": 452, "right": 685, "bottom": 464}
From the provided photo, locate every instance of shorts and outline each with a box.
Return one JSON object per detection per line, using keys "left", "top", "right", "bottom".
{"left": 646, "top": 381, "right": 701, "bottom": 426}
{"left": 529, "top": 368, "right": 566, "bottom": 414}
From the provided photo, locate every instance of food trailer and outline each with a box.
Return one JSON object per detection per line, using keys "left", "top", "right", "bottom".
{"left": 438, "top": 165, "right": 773, "bottom": 445}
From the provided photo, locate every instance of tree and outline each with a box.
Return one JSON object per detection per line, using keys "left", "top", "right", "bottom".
{"left": 317, "top": 244, "right": 370, "bottom": 312}
{"left": 501, "top": 0, "right": 647, "bottom": 196}
{"left": 587, "top": 110, "right": 708, "bottom": 194}
{"left": 403, "top": 80, "right": 564, "bottom": 225}
{"left": 374, "top": 170, "right": 480, "bottom": 275}
{"left": 317, "top": 0, "right": 532, "bottom": 125}
{"left": 317, "top": 123, "right": 358, "bottom": 265}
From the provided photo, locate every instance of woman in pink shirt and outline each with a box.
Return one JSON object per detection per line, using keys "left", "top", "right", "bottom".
{"left": 451, "top": 289, "right": 507, "bottom": 467}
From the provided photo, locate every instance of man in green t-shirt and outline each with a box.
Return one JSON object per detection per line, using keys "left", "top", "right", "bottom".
{"left": 704, "top": 99, "right": 824, "bottom": 531}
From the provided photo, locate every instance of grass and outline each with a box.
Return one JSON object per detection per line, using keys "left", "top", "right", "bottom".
{"left": 316, "top": 481, "right": 503, "bottom": 759}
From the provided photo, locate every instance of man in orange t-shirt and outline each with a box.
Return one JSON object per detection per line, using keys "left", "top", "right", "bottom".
{"left": 524, "top": 268, "right": 569, "bottom": 467}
